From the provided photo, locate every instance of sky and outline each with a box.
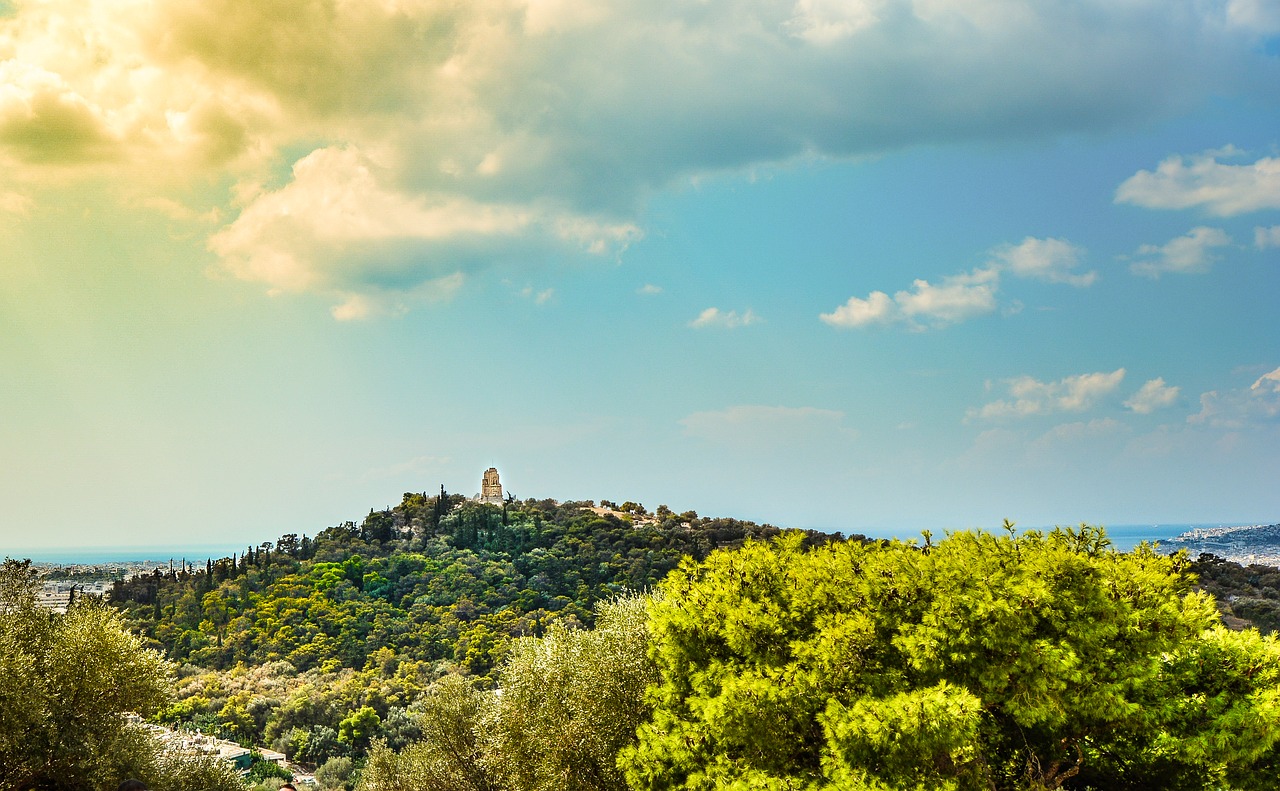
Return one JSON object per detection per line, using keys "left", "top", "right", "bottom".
{"left": 1, "top": 0, "right": 1279, "bottom": 551}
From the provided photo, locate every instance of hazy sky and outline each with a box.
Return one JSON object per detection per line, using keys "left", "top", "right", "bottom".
{"left": 2, "top": 0, "right": 1278, "bottom": 550}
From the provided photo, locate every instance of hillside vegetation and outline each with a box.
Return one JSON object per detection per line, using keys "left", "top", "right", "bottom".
{"left": 23, "top": 488, "right": 1276, "bottom": 791}
{"left": 107, "top": 493, "right": 825, "bottom": 770}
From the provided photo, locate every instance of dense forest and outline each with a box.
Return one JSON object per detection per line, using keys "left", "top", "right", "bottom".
{"left": 9, "top": 490, "right": 1280, "bottom": 791}
{"left": 105, "top": 492, "right": 833, "bottom": 776}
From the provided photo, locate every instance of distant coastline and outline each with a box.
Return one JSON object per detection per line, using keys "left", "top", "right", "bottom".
{"left": 5, "top": 544, "right": 247, "bottom": 565}
{"left": 847, "top": 524, "right": 1244, "bottom": 553}
{"left": 5, "top": 523, "right": 1269, "bottom": 565}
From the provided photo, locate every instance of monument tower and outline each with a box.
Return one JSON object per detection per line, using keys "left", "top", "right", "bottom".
{"left": 479, "top": 467, "right": 504, "bottom": 504}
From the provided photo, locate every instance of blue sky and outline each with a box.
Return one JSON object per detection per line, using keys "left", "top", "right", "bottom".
{"left": 1, "top": 0, "right": 1278, "bottom": 549}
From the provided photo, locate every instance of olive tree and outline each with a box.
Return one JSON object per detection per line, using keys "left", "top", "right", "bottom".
{"left": 484, "top": 593, "right": 658, "bottom": 791}
{"left": 0, "top": 559, "right": 241, "bottom": 791}
{"left": 361, "top": 594, "right": 658, "bottom": 791}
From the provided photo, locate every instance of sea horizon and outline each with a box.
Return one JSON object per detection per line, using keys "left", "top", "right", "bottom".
{"left": 5, "top": 543, "right": 250, "bottom": 565}
{"left": 7, "top": 522, "right": 1270, "bottom": 565}
{"left": 821, "top": 523, "right": 1262, "bottom": 553}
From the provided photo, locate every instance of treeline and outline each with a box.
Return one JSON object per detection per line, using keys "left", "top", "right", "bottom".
{"left": 107, "top": 493, "right": 837, "bottom": 768}
{"left": 110, "top": 493, "right": 811, "bottom": 675}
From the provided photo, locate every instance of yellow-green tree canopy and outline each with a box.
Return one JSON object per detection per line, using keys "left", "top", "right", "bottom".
{"left": 622, "top": 526, "right": 1280, "bottom": 791}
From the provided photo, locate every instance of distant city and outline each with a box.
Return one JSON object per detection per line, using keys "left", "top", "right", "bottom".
{"left": 1166, "top": 523, "right": 1280, "bottom": 567}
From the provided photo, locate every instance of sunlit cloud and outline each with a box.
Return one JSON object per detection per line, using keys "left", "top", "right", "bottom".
{"left": 690, "top": 307, "right": 761, "bottom": 329}
{"left": 207, "top": 146, "right": 633, "bottom": 313}
{"left": 1116, "top": 148, "right": 1280, "bottom": 216}
{"left": 990, "top": 236, "right": 1095, "bottom": 286}
{"left": 1124, "top": 378, "right": 1180, "bottom": 414}
{"left": 821, "top": 268, "right": 997, "bottom": 329}
{"left": 969, "top": 369, "right": 1127, "bottom": 421}
{"left": 1129, "top": 226, "right": 1232, "bottom": 278}
{"left": 822, "top": 236, "right": 1090, "bottom": 330}
{"left": 0, "top": 0, "right": 1268, "bottom": 315}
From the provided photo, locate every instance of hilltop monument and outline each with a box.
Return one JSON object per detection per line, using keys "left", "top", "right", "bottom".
{"left": 478, "top": 467, "right": 505, "bottom": 504}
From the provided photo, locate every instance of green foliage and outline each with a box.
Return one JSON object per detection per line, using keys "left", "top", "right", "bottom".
{"left": 1189, "top": 553, "right": 1280, "bottom": 633}
{"left": 108, "top": 495, "right": 791, "bottom": 757}
{"left": 338, "top": 706, "right": 382, "bottom": 751}
{"left": 246, "top": 751, "right": 293, "bottom": 782}
{"left": 0, "top": 558, "right": 242, "bottom": 791}
{"left": 315, "top": 755, "right": 356, "bottom": 791}
{"left": 360, "top": 595, "right": 659, "bottom": 791}
{"left": 485, "top": 594, "right": 659, "bottom": 791}
{"left": 360, "top": 675, "right": 497, "bottom": 791}
{"left": 622, "top": 526, "right": 1280, "bottom": 791}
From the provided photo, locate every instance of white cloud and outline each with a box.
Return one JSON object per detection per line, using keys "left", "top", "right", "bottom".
{"left": 637, "top": 283, "right": 663, "bottom": 295}
{"left": 822, "top": 269, "right": 996, "bottom": 330}
{"left": 1189, "top": 366, "right": 1280, "bottom": 428}
{"left": 1256, "top": 226, "right": 1280, "bottom": 250}
{"left": 823, "top": 235, "right": 1096, "bottom": 331}
{"left": 1124, "top": 378, "right": 1180, "bottom": 414}
{"left": 1130, "top": 226, "right": 1232, "bottom": 278}
{"left": 895, "top": 269, "right": 999, "bottom": 325}
{"left": 207, "top": 146, "right": 634, "bottom": 312}
{"left": 969, "top": 369, "right": 1126, "bottom": 420}
{"left": 681, "top": 404, "right": 856, "bottom": 446}
{"left": 1115, "top": 149, "right": 1280, "bottom": 216}
{"left": 1255, "top": 366, "right": 1280, "bottom": 394}
{"left": 990, "top": 236, "right": 1095, "bottom": 286}
{"left": 689, "top": 307, "right": 761, "bottom": 329}
{"left": 821, "top": 290, "right": 898, "bottom": 328}
{"left": 0, "top": 0, "right": 1270, "bottom": 313}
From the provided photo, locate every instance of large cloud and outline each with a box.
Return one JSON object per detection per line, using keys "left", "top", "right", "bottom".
{"left": 0, "top": 0, "right": 1270, "bottom": 313}
{"left": 207, "top": 145, "right": 637, "bottom": 314}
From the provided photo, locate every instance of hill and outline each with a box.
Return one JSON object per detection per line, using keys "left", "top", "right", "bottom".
{"left": 106, "top": 491, "right": 841, "bottom": 768}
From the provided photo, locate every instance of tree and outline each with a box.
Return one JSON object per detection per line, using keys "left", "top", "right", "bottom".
{"left": 0, "top": 559, "right": 242, "bottom": 791}
{"left": 315, "top": 756, "right": 355, "bottom": 791}
{"left": 485, "top": 594, "right": 658, "bottom": 791}
{"left": 338, "top": 706, "right": 382, "bottom": 751}
{"left": 621, "top": 526, "right": 1280, "bottom": 791}
{"left": 360, "top": 675, "right": 498, "bottom": 791}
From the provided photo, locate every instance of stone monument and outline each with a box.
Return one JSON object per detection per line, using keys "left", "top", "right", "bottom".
{"left": 478, "top": 467, "right": 504, "bottom": 504}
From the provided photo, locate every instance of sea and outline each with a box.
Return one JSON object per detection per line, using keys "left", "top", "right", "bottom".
{"left": 2, "top": 525, "right": 1240, "bottom": 564}
{"left": 846, "top": 524, "right": 1242, "bottom": 553}
{"left": 5, "top": 544, "right": 248, "bottom": 565}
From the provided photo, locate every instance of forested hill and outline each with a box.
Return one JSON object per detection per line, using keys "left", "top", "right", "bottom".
{"left": 110, "top": 491, "right": 841, "bottom": 679}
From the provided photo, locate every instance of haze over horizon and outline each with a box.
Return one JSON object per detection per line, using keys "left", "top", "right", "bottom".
{"left": 2, "top": 0, "right": 1278, "bottom": 551}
